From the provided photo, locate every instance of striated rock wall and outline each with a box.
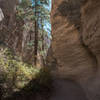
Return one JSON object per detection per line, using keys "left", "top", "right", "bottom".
{"left": 81, "top": 0, "right": 100, "bottom": 99}
{"left": 50, "top": 0, "right": 100, "bottom": 100}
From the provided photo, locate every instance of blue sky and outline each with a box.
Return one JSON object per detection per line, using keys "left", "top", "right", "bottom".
{"left": 31, "top": 0, "right": 51, "bottom": 36}
{"left": 44, "top": 0, "right": 51, "bottom": 36}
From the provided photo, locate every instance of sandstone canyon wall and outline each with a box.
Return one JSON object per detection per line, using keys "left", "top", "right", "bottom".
{"left": 50, "top": 0, "right": 100, "bottom": 100}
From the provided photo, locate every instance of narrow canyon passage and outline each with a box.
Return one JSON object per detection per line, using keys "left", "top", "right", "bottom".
{"left": 1, "top": 0, "right": 100, "bottom": 100}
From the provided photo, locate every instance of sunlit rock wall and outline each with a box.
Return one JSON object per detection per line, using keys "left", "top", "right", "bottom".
{"left": 50, "top": 0, "right": 100, "bottom": 100}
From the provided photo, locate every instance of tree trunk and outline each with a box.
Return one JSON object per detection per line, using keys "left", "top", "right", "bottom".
{"left": 34, "top": 0, "right": 38, "bottom": 66}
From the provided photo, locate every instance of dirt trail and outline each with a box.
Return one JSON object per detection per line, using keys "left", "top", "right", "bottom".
{"left": 49, "top": 79, "right": 88, "bottom": 100}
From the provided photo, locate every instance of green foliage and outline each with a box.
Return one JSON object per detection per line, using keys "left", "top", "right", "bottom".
{"left": 16, "top": 0, "right": 51, "bottom": 65}
{"left": 40, "top": 0, "right": 49, "bottom": 5}
{"left": 16, "top": 2, "right": 35, "bottom": 21}
{"left": 3, "top": 67, "right": 52, "bottom": 100}
{"left": 22, "top": 67, "right": 52, "bottom": 93}
{"left": 36, "top": 67, "right": 52, "bottom": 88}
{"left": 0, "top": 45, "right": 39, "bottom": 98}
{"left": 27, "top": 40, "right": 34, "bottom": 47}
{"left": 20, "top": 0, "right": 31, "bottom": 8}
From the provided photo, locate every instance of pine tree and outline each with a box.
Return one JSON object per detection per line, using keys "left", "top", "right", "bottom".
{"left": 34, "top": 0, "right": 38, "bottom": 66}
{"left": 31, "top": 0, "right": 50, "bottom": 66}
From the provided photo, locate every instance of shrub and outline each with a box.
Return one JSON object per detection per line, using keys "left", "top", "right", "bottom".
{"left": 0, "top": 45, "right": 39, "bottom": 98}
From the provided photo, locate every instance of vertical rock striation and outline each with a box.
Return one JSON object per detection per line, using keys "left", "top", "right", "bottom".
{"left": 81, "top": 0, "right": 100, "bottom": 99}
{"left": 50, "top": 0, "right": 100, "bottom": 100}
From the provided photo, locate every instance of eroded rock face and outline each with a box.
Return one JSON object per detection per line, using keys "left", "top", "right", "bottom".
{"left": 81, "top": 1, "right": 100, "bottom": 99}
{"left": 50, "top": 0, "right": 100, "bottom": 100}
{"left": 51, "top": 0, "right": 96, "bottom": 79}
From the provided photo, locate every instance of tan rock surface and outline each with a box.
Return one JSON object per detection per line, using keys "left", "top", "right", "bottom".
{"left": 49, "top": 0, "right": 100, "bottom": 100}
